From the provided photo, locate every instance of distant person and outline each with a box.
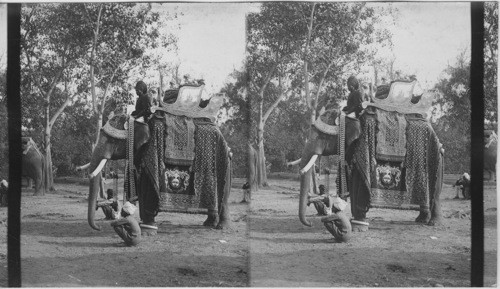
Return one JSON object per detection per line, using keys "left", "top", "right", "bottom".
{"left": 111, "top": 202, "right": 141, "bottom": 246}
{"left": 0, "top": 180, "right": 8, "bottom": 207}
{"left": 108, "top": 168, "right": 118, "bottom": 180}
{"left": 453, "top": 173, "right": 471, "bottom": 200}
{"left": 241, "top": 182, "right": 251, "bottom": 203}
{"left": 342, "top": 75, "right": 364, "bottom": 118}
{"left": 96, "top": 189, "right": 119, "bottom": 220}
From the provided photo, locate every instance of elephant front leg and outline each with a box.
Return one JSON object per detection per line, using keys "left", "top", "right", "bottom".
{"left": 349, "top": 168, "right": 370, "bottom": 232}
{"left": 137, "top": 179, "right": 159, "bottom": 236}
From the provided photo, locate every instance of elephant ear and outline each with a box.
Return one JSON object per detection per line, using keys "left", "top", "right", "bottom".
{"left": 134, "top": 122, "right": 150, "bottom": 151}
{"left": 318, "top": 105, "right": 339, "bottom": 127}
{"left": 107, "top": 114, "right": 129, "bottom": 131}
{"left": 345, "top": 117, "right": 361, "bottom": 148}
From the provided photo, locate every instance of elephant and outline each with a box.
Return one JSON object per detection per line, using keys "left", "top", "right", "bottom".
{"left": 484, "top": 130, "right": 497, "bottom": 181}
{"left": 298, "top": 84, "right": 444, "bottom": 232}
{"left": 86, "top": 109, "right": 232, "bottom": 234}
{"left": 22, "top": 137, "right": 46, "bottom": 196}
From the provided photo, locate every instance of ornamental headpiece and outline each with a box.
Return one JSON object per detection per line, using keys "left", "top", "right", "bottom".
{"left": 363, "top": 80, "right": 433, "bottom": 118}
{"left": 152, "top": 85, "right": 223, "bottom": 122}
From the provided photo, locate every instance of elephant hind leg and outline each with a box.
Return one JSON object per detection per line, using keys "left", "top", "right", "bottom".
{"left": 427, "top": 153, "right": 444, "bottom": 226}
{"left": 415, "top": 207, "right": 431, "bottom": 223}
{"left": 215, "top": 204, "right": 230, "bottom": 230}
{"left": 203, "top": 210, "right": 218, "bottom": 227}
{"left": 33, "top": 178, "right": 43, "bottom": 196}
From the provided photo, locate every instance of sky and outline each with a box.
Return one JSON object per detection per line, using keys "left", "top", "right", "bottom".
{"left": 0, "top": 2, "right": 471, "bottom": 92}
{"left": 388, "top": 2, "right": 470, "bottom": 89}
{"left": 153, "top": 3, "right": 259, "bottom": 94}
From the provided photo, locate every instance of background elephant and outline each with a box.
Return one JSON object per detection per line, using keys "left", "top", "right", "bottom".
{"left": 484, "top": 130, "right": 497, "bottom": 181}
{"left": 298, "top": 104, "right": 443, "bottom": 230}
{"left": 86, "top": 112, "right": 232, "bottom": 233}
{"left": 22, "top": 137, "right": 46, "bottom": 196}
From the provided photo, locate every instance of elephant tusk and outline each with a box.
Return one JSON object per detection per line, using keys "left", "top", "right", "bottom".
{"left": 89, "top": 159, "right": 108, "bottom": 178}
{"left": 76, "top": 163, "right": 90, "bottom": 171}
{"left": 287, "top": 158, "right": 301, "bottom": 166}
{"left": 299, "top": 155, "right": 318, "bottom": 175}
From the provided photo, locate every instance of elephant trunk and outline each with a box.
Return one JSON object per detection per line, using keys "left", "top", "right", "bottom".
{"left": 299, "top": 166, "right": 313, "bottom": 227}
{"left": 299, "top": 145, "right": 320, "bottom": 227}
{"left": 87, "top": 154, "right": 109, "bottom": 230}
{"left": 88, "top": 171, "right": 102, "bottom": 231}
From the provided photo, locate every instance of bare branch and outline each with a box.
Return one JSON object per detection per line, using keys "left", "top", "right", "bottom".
{"left": 262, "top": 87, "right": 292, "bottom": 124}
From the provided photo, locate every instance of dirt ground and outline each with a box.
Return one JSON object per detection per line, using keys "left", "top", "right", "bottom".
{"left": 15, "top": 178, "right": 249, "bottom": 287}
{"left": 248, "top": 175, "right": 497, "bottom": 287}
{"left": 0, "top": 174, "right": 496, "bottom": 287}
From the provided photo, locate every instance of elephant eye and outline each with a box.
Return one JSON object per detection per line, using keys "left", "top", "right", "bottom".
{"left": 123, "top": 122, "right": 128, "bottom": 130}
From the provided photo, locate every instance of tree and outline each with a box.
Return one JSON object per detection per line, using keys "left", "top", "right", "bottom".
{"left": 21, "top": 4, "right": 170, "bottom": 192}
{"left": 484, "top": 2, "right": 498, "bottom": 123}
{"left": 219, "top": 70, "right": 250, "bottom": 177}
{"left": 302, "top": 3, "right": 387, "bottom": 122}
{"left": 433, "top": 51, "right": 471, "bottom": 174}
{"left": 82, "top": 3, "right": 168, "bottom": 150}
{"left": 21, "top": 4, "right": 94, "bottom": 193}
{"left": 247, "top": 2, "right": 393, "bottom": 189}
{"left": 247, "top": 3, "right": 306, "bottom": 187}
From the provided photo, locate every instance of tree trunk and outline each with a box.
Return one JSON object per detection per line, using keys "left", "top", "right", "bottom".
{"left": 159, "top": 72, "right": 164, "bottom": 104}
{"left": 44, "top": 132, "right": 54, "bottom": 193}
{"left": 304, "top": 3, "right": 316, "bottom": 124}
{"left": 246, "top": 143, "right": 258, "bottom": 202}
{"left": 256, "top": 104, "right": 268, "bottom": 187}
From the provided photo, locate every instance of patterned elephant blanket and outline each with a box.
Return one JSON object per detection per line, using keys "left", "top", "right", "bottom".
{"left": 141, "top": 116, "right": 230, "bottom": 214}
{"left": 164, "top": 114, "right": 196, "bottom": 166}
{"left": 352, "top": 110, "right": 441, "bottom": 210}
{"left": 375, "top": 109, "right": 407, "bottom": 162}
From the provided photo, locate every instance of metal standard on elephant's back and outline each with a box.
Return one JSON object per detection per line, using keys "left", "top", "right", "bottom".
{"left": 299, "top": 79, "right": 444, "bottom": 234}
{"left": 86, "top": 84, "right": 232, "bottom": 236}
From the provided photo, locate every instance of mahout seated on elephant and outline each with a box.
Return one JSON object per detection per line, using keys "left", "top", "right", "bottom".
{"left": 131, "top": 80, "right": 153, "bottom": 121}
{"left": 86, "top": 86, "right": 231, "bottom": 236}
{"left": 298, "top": 81, "right": 443, "bottom": 233}
{"left": 343, "top": 75, "right": 364, "bottom": 118}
